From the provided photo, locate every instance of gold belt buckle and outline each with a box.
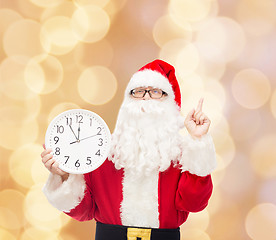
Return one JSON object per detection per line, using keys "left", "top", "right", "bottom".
{"left": 127, "top": 227, "right": 152, "bottom": 240}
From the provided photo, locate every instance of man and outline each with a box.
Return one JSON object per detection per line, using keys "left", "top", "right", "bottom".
{"left": 41, "top": 59, "right": 216, "bottom": 240}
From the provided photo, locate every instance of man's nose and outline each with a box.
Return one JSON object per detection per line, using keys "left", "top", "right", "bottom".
{"left": 142, "top": 91, "right": 151, "bottom": 100}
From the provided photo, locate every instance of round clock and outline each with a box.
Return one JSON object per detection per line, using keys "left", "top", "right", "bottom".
{"left": 45, "top": 109, "right": 111, "bottom": 174}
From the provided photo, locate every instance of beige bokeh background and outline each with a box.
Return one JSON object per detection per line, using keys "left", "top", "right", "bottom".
{"left": 0, "top": 0, "right": 276, "bottom": 239}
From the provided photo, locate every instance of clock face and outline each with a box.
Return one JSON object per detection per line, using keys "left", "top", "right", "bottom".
{"left": 45, "top": 109, "right": 111, "bottom": 174}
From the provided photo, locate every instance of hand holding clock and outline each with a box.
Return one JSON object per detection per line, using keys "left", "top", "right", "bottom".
{"left": 41, "top": 144, "right": 69, "bottom": 182}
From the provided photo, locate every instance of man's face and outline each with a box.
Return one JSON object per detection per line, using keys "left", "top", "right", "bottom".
{"left": 130, "top": 86, "right": 167, "bottom": 101}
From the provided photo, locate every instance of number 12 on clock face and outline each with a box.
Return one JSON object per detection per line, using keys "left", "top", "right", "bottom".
{"left": 45, "top": 109, "right": 111, "bottom": 174}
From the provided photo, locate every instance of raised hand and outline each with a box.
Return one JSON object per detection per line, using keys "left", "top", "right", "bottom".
{"left": 184, "top": 98, "right": 211, "bottom": 139}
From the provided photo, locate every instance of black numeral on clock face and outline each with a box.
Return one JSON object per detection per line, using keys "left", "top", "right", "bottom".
{"left": 55, "top": 147, "right": 60, "bottom": 155}
{"left": 76, "top": 115, "right": 83, "bottom": 123}
{"left": 86, "top": 157, "right": 91, "bottom": 165}
{"left": 64, "top": 156, "right": 70, "bottom": 164}
{"left": 97, "top": 127, "right": 102, "bottom": 135}
{"left": 75, "top": 160, "right": 80, "bottom": 168}
{"left": 98, "top": 138, "right": 103, "bottom": 146}
{"left": 66, "top": 117, "right": 72, "bottom": 125}
{"left": 57, "top": 125, "right": 64, "bottom": 133}
{"left": 54, "top": 136, "right": 59, "bottom": 144}
{"left": 95, "top": 149, "right": 100, "bottom": 156}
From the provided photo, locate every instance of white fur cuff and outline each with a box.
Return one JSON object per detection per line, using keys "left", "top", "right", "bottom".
{"left": 179, "top": 133, "right": 217, "bottom": 177}
{"left": 42, "top": 173, "right": 86, "bottom": 213}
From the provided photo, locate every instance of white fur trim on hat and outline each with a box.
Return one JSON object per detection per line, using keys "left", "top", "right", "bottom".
{"left": 179, "top": 133, "right": 217, "bottom": 176}
{"left": 125, "top": 69, "right": 175, "bottom": 101}
{"left": 42, "top": 173, "right": 86, "bottom": 212}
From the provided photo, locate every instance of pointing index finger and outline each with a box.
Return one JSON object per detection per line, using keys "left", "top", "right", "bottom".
{"left": 196, "top": 98, "right": 204, "bottom": 112}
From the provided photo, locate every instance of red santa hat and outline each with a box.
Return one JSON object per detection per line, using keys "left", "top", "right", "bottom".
{"left": 125, "top": 59, "right": 181, "bottom": 108}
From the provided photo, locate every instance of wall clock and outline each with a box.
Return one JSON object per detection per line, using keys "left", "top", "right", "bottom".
{"left": 45, "top": 109, "right": 111, "bottom": 174}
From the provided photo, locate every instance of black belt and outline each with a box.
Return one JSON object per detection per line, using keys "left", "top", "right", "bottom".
{"left": 95, "top": 222, "right": 180, "bottom": 240}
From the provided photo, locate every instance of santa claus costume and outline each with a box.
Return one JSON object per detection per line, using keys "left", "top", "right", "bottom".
{"left": 43, "top": 60, "right": 217, "bottom": 240}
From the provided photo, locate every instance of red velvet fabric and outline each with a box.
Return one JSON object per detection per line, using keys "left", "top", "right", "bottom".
{"left": 65, "top": 160, "right": 213, "bottom": 229}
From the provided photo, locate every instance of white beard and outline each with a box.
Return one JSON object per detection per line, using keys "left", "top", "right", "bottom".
{"left": 109, "top": 97, "right": 185, "bottom": 177}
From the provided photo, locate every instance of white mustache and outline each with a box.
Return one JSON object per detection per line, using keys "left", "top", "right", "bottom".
{"left": 122, "top": 99, "right": 166, "bottom": 116}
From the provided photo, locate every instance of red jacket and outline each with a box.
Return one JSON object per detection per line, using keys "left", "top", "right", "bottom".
{"left": 65, "top": 159, "right": 213, "bottom": 229}
{"left": 43, "top": 134, "right": 216, "bottom": 229}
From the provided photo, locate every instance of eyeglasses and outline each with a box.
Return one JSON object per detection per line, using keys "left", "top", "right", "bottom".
{"left": 130, "top": 88, "right": 167, "bottom": 99}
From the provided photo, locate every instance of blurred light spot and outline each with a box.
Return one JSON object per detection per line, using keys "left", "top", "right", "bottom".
{"left": 229, "top": 108, "right": 261, "bottom": 141}
{"left": 0, "top": 119, "right": 38, "bottom": 150}
{"left": 31, "top": 151, "right": 51, "bottom": 185}
{"left": 40, "top": 1, "right": 75, "bottom": 21}
{"left": 245, "top": 203, "right": 276, "bottom": 240}
{"left": 169, "top": 0, "right": 212, "bottom": 23}
{"left": 220, "top": 153, "right": 255, "bottom": 199}
{"left": 9, "top": 144, "right": 43, "bottom": 187}
{"left": 0, "top": 207, "right": 21, "bottom": 230}
{"left": 181, "top": 210, "right": 209, "bottom": 232}
{"left": 232, "top": 69, "right": 271, "bottom": 109}
{"left": 0, "top": 94, "right": 41, "bottom": 124}
{"left": 206, "top": 187, "right": 222, "bottom": 214}
{"left": 48, "top": 102, "right": 81, "bottom": 124}
{"left": 24, "top": 184, "right": 70, "bottom": 230}
{"left": 176, "top": 43, "right": 200, "bottom": 77}
{"left": 104, "top": 0, "right": 127, "bottom": 16}
{"left": 25, "top": 55, "right": 64, "bottom": 94}
{"left": 213, "top": 134, "right": 235, "bottom": 169}
{"left": 237, "top": 0, "right": 276, "bottom": 36}
{"left": 0, "top": 229, "right": 16, "bottom": 240}
{"left": 236, "top": 33, "right": 276, "bottom": 79}
{"left": 71, "top": 5, "right": 110, "bottom": 43}
{"left": 259, "top": 179, "right": 276, "bottom": 206}
{"left": 180, "top": 228, "right": 210, "bottom": 240}
{"left": 78, "top": 66, "right": 117, "bottom": 105}
{"left": 212, "top": 203, "right": 243, "bottom": 237}
{"left": 159, "top": 39, "right": 189, "bottom": 66}
{"left": 209, "top": 115, "right": 230, "bottom": 144}
{"left": 211, "top": 162, "right": 226, "bottom": 186}
{"left": 204, "top": 78, "right": 226, "bottom": 109}
{"left": 214, "top": 154, "right": 224, "bottom": 173}
{"left": 0, "top": 190, "right": 25, "bottom": 230}
{"left": 20, "top": 227, "right": 59, "bottom": 240}
{"left": 270, "top": 89, "right": 276, "bottom": 119}
{"left": 24, "top": 57, "right": 45, "bottom": 94}
{"left": 29, "top": 0, "right": 65, "bottom": 8}
{"left": 73, "top": 40, "right": 113, "bottom": 68}
{"left": 58, "top": 234, "right": 79, "bottom": 240}
{"left": 250, "top": 135, "right": 276, "bottom": 178}
{"left": 0, "top": 8, "right": 22, "bottom": 36}
{"left": 153, "top": 15, "right": 193, "bottom": 48}
{"left": 197, "top": 59, "right": 226, "bottom": 80}
{"left": 3, "top": 19, "right": 45, "bottom": 57}
{"left": 40, "top": 16, "right": 78, "bottom": 55}
{"left": 196, "top": 17, "right": 246, "bottom": 63}
{"left": 17, "top": 0, "right": 45, "bottom": 20}
{"left": 0, "top": 56, "right": 37, "bottom": 100}
{"left": 179, "top": 73, "right": 204, "bottom": 95}
{"left": 73, "top": 0, "right": 110, "bottom": 8}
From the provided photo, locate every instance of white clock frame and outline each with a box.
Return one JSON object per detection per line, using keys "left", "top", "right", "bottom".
{"left": 45, "top": 109, "right": 111, "bottom": 174}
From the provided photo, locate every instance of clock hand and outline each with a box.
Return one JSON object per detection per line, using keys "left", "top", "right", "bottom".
{"left": 77, "top": 123, "right": 80, "bottom": 140}
{"left": 70, "top": 134, "right": 98, "bottom": 144}
{"left": 69, "top": 125, "right": 78, "bottom": 140}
